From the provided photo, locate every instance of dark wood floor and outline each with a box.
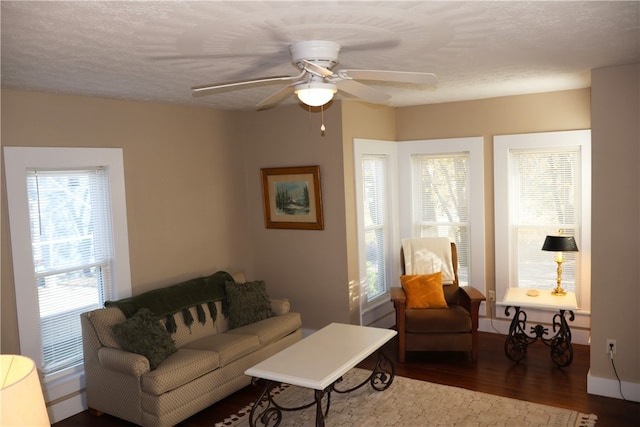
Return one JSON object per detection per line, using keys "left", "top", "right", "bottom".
{"left": 55, "top": 331, "right": 638, "bottom": 426}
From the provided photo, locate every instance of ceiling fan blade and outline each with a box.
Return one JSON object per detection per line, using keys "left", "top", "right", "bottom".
{"left": 336, "top": 79, "right": 390, "bottom": 104}
{"left": 301, "top": 59, "right": 334, "bottom": 77}
{"left": 192, "top": 75, "right": 298, "bottom": 97}
{"left": 337, "top": 69, "right": 438, "bottom": 85}
{"left": 256, "top": 85, "right": 296, "bottom": 110}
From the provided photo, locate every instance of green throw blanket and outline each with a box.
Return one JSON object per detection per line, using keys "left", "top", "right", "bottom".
{"left": 105, "top": 270, "right": 233, "bottom": 333}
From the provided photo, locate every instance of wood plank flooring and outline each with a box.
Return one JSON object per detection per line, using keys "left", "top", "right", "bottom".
{"left": 54, "top": 331, "right": 639, "bottom": 426}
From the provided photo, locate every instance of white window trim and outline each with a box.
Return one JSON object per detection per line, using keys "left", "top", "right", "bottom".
{"left": 354, "top": 139, "right": 400, "bottom": 320}
{"left": 3, "top": 147, "right": 132, "bottom": 420}
{"left": 397, "top": 137, "right": 487, "bottom": 300}
{"left": 493, "top": 130, "right": 591, "bottom": 326}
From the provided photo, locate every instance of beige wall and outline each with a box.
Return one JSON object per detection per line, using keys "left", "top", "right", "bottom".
{"left": 1, "top": 90, "right": 250, "bottom": 353}
{"left": 590, "top": 63, "right": 640, "bottom": 388}
{"left": 238, "top": 102, "right": 352, "bottom": 331}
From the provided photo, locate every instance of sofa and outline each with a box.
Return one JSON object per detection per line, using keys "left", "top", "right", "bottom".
{"left": 80, "top": 271, "right": 303, "bottom": 427}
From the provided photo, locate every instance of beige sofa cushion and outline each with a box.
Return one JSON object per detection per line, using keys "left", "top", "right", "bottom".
{"left": 226, "top": 312, "right": 302, "bottom": 345}
{"left": 88, "top": 307, "right": 127, "bottom": 348}
{"left": 141, "top": 349, "right": 220, "bottom": 395}
{"left": 182, "top": 333, "right": 260, "bottom": 366}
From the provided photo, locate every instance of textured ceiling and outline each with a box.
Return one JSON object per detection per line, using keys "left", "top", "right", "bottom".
{"left": 2, "top": 1, "right": 639, "bottom": 111}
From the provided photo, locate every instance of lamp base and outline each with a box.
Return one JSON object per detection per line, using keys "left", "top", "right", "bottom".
{"left": 552, "top": 259, "right": 567, "bottom": 296}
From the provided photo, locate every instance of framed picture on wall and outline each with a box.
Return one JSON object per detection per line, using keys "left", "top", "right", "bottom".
{"left": 260, "top": 165, "right": 324, "bottom": 230}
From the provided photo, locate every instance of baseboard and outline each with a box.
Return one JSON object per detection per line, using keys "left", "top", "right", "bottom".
{"left": 587, "top": 370, "right": 640, "bottom": 402}
{"left": 47, "top": 391, "right": 87, "bottom": 424}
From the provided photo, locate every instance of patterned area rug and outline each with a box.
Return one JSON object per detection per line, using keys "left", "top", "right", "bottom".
{"left": 215, "top": 368, "right": 597, "bottom": 427}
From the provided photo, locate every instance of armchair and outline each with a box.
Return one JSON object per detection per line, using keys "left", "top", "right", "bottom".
{"left": 390, "top": 241, "right": 486, "bottom": 363}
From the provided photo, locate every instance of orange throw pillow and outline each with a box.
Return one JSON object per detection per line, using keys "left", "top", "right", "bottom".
{"left": 400, "top": 272, "right": 448, "bottom": 309}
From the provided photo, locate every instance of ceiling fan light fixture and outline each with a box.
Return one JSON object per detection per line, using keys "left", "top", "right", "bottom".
{"left": 294, "top": 82, "right": 337, "bottom": 107}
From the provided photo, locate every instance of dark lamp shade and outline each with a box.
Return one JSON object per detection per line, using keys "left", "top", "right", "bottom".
{"left": 541, "top": 236, "right": 579, "bottom": 252}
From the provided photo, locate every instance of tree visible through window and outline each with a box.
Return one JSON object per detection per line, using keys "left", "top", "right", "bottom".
{"left": 412, "top": 154, "right": 470, "bottom": 285}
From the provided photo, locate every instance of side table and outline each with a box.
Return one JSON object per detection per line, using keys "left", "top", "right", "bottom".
{"left": 500, "top": 288, "right": 578, "bottom": 367}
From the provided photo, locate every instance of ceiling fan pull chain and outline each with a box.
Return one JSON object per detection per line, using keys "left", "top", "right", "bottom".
{"left": 320, "top": 105, "right": 326, "bottom": 132}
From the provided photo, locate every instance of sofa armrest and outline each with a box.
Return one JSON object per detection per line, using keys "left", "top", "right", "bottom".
{"left": 98, "top": 347, "right": 150, "bottom": 377}
{"left": 390, "top": 287, "right": 407, "bottom": 331}
{"left": 458, "top": 286, "right": 486, "bottom": 315}
{"left": 458, "top": 286, "right": 485, "bottom": 363}
{"left": 270, "top": 298, "right": 291, "bottom": 316}
{"left": 459, "top": 286, "right": 485, "bottom": 331}
{"left": 390, "top": 286, "right": 406, "bottom": 305}
{"left": 390, "top": 286, "right": 407, "bottom": 362}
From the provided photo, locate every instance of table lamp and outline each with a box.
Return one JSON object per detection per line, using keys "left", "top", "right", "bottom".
{"left": 541, "top": 234, "right": 579, "bottom": 296}
{"left": 1, "top": 354, "right": 50, "bottom": 426}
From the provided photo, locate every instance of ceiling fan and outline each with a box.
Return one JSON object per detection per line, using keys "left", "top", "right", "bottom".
{"left": 191, "top": 40, "right": 438, "bottom": 110}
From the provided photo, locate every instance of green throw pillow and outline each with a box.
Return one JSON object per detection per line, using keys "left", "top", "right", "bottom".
{"left": 225, "top": 280, "right": 274, "bottom": 329}
{"left": 111, "top": 308, "right": 177, "bottom": 370}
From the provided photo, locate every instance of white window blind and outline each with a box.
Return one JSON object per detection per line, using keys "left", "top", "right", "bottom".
{"left": 362, "top": 155, "right": 388, "bottom": 301}
{"left": 510, "top": 148, "right": 581, "bottom": 292}
{"left": 27, "top": 168, "right": 115, "bottom": 376}
{"left": 411, "top": 153, "right": 471, "bottom": 285}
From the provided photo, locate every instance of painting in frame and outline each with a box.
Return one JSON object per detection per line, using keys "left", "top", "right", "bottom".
{"left": 261, "top": 165, "right": 324, "bottom": 230}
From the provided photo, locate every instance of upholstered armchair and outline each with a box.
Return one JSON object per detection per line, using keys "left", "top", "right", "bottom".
{"left": 390, "top": 240, "right": 486, "bottom": 363}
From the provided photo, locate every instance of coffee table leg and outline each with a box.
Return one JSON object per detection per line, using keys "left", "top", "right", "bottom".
{"left": 370, "top": 350, "right": 395, "bottom": 391}
{"left": 249, "top": 379, "right": 280, "bottom": 427}
{"left": 333, "top": 350, "right": 395, "bottom": 394}
{"left": 249, "top": 378, "right": 328, "bottom": 426}
{"left": 314, "top": 389, "right": 326, "bottom": 427}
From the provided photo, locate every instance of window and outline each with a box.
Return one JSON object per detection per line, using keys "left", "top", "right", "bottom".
{"left": 494, "top": 130, "right": 591, "bottom": 313}
{"left": 4, "top": 147, "right": 131, "bottom": 420}
{"left": 27, "top": 169, "right": 114, "bottom": 375}
{"left": 362, "top": 156, "right": 388, "bottom": 301}
{"left": 398, "top": 137, "right": 486, "bottom": 291}
{"left": 410, "top": 153, "right": 471, "bottom": 284}
{"left": 354, "top": 140, "right": 398, "bottom": 312}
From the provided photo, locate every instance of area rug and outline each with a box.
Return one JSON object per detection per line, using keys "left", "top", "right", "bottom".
{"left": 215, "top": 368, "right": 597, "bottom": 427}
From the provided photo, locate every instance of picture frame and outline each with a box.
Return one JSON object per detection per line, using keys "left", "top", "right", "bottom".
{"left": 260, "top": 165, "right": 324, "bottom": 230}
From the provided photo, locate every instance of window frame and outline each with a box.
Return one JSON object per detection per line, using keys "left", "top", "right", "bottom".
{"left": 3, "top": 147, "right": 132, "bottom": 418}
{"left": 353, "top": 139, "right": 400, "bottom": 315}
{"left": 398, "top": 137, "right": 486, "bottom": 297}
{"left": 493, "top": 130, "right": 591, "bottom": 322}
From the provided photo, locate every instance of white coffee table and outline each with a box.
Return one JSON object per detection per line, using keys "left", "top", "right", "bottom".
{"left": 244, "top": 322, "right": 397, "bottom": 427}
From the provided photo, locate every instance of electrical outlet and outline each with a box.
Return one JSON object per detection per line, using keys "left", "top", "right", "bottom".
{"left": 607, "top": 339, "right": 617, "bottom": 355}
{"left": 488, "top": 290, "right": 495, "bottom": 302}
